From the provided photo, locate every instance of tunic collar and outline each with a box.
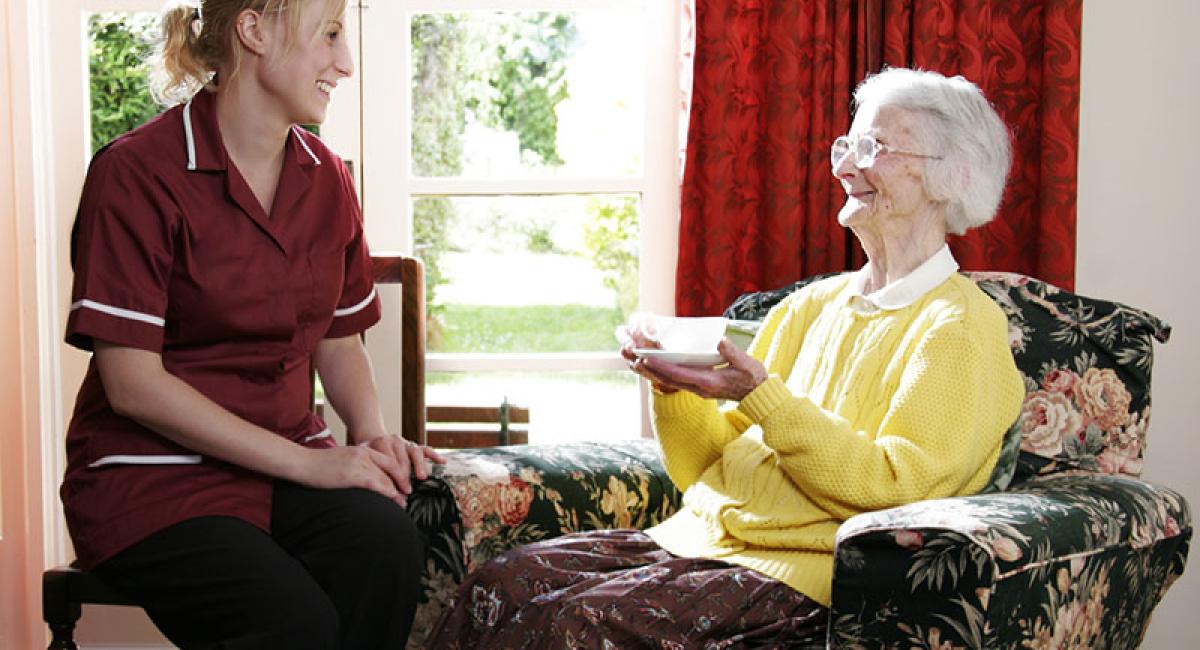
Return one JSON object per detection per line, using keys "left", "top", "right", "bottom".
{"left": 180, "top": 90, "right": 322, "bottom": 172}
{"left": 848, "top": 244, "right": 959, "bottom": 312}
{"left": 179, "top": 89, "right": 324, "bottom": 256}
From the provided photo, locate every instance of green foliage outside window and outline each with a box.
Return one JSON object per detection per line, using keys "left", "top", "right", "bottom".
{"left": 439, "top": 304, "right": 622, "bottom": 353}
{"left": 413, "top": 13, "right": 577, "bottom": 172}
{"left": 88, "top": 13, "right": 160, "bottom": 154}
{"left": 410, "top": 13, "right": 578, "bottom": 331}
{"left": 583, "top": 196, "right": 640, "bottom": 318}
{"left": 411, "top": 15, "right": 469, "bottom": 314}
{"left": 489, "top": 13, "right": 576, "bottom": 166}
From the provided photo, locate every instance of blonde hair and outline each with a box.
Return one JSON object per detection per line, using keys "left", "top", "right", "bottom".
{"left": 148, "top": 0, "right": 344, "bottom": 106}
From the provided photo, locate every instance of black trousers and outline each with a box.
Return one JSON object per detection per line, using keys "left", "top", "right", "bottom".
{"left": 93, "top": 481, "right": 426, "bottom": 650}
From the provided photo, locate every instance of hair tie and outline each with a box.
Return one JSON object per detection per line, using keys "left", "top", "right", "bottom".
{"left": 193, "top": 6, "right": 202, "bottom": 22}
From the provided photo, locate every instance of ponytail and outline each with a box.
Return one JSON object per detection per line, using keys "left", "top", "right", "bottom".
{"left": 148, "top": 3, "right": 211, "bottom": 106}
{"left": 147, "top": 0, "right": 346, "bottom": 106}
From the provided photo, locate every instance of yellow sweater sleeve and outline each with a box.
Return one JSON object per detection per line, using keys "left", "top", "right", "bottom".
{"left": 738, "top": 316, "right": 1024, "bottom": 518}
{"left": 650, "top": 287, "right": 812, "bottom": 491}
{"left": 650, "top": 391, "right": 740, "bottom": 491}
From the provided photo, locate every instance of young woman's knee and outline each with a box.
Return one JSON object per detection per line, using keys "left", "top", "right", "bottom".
{"left": 373, "top": 501, "right": 427, "bottom": 575}
{"left": 263, "top": 599, "right": 340, "bottom": 650}
{"left": 332, "top": 489, "right": 427, "bottom": 582}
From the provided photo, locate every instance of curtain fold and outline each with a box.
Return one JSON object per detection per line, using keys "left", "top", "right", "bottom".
{"left": 676, "top": 0, "right": 1081, "bottom": 317}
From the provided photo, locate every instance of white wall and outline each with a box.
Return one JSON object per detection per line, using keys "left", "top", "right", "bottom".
{"left": 1077, "top": 2, "right": 1200, "bottom": 647}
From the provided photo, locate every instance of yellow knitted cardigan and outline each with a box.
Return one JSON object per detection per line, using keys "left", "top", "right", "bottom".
{"left": 645, "top": 273, "right": 1024, "bottom": 606}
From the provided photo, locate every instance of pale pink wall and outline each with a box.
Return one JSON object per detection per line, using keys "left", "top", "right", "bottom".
{"left": 1, "top": 0, "right": 44, "bottom": 646}
{"left": 1077, "top": 1, "right": 1200, "bottom": 647}
{"left": 0, "top": 110, "right": 43, "bottom": 650}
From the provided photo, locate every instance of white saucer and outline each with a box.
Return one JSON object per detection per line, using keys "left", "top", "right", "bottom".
{"left": 632, "top": 349, "right": 725, "bottom": 367}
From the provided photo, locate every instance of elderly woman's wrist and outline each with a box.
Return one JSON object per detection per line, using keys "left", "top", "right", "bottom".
{"left": 652, "top": 387, "right": 707, "bottom": 418}
{"left": 737, "top": 376, "right": 791, "bottom": 422}
{"left": 650, "top": 381, "right": 679, "bottom": 395}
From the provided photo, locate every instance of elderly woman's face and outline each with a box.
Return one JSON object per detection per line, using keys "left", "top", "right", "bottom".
{"left": 833, "top": 105, "right": 936, "bottom": 231}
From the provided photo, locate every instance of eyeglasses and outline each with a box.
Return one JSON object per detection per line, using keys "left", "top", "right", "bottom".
{"left": 830, "top": 134, "right": 942, "bottom": 169}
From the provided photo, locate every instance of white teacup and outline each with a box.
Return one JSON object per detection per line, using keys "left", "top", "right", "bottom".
{"left": 649, "top": 316, "right": 727, "bottom": 353}
{"left": 616, "top": 315, "right": 730, "bottom": 366}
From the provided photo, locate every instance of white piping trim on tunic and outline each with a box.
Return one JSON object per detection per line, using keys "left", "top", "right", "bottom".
{"left": 334, "top": 287, "right": 376, "bottom": 318}
{"left": 183, "top": 99, "right": 197, "bottom": 170}
{"left": 71, "top": 299, "right": 166, "bottom": 327}
{"left": 89, "top": 454, "right": 202, "bottom": 468}
{"left": 301, "top": 428, "right": 332, "bottom": 444}
{"left": 291, "top": 125, "right": 322, "bottom": 165}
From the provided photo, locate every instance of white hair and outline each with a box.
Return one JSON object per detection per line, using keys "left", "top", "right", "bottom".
{"left": 853, "top": 68, "right": 1012, "bottom": 235}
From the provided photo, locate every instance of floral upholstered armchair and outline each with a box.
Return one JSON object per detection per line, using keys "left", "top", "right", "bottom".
{"left": 402, "top": 272, "right": 1191, "bottom": 649}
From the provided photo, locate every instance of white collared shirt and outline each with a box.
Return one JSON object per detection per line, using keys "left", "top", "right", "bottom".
{"left": 847, "top": 244, "right": 959, "bottom": 312}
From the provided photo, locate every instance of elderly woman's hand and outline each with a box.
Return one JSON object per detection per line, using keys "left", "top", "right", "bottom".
{"left": 626, "top": 339, "right": 767, "bottom": 402}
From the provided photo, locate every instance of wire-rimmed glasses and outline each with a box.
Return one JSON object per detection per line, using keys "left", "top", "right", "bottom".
{"left": 830, "top": 134, "right": 942, "bottom": 169}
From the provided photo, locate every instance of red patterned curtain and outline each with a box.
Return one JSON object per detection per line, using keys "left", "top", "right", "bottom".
{"left": 676, "top": 0, "right": 1081, "bottom": 316}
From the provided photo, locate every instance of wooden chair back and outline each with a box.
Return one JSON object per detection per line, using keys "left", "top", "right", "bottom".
{"left": 369, "top": 253, "right": 427, "bottom": 444}
{"left": 370, "top": 253, "right": 529, "bottom": 449}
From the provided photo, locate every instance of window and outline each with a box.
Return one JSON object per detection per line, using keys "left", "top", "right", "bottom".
{"left": 86, "top": 11, "right": 162, "bottom": 155}
{"left": 347, "top": 0, "right": 680, "bottom": 443}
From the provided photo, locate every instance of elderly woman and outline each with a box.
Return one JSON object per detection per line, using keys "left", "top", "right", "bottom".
{"left": 430, "top": 67, "right": 1025, "bottom": 648}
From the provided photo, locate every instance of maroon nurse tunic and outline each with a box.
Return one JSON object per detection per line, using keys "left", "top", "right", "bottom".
{"left": 62, "top": 89, "right": 381, "bottom": 569}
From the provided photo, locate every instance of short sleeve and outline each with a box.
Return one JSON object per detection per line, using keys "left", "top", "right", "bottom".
{"left": 324, "top": 162, "right": 381, "bottom": 339}
{"left": 66, "top": 150, "right": 176, "bottom": 352}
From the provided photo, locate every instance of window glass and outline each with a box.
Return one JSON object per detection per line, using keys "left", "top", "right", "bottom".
{"left": 427, "top": 371, "right": 642, "bottom": 444}
{"left": 87, "top": 12, "right": 162, "bottom": 154}
{"left": 382, "top": 3, "right": 665, "bottom": 444}
{"left": 418, "top": 194, "right": 640, "bottom": 354}
{"left": 411, "top": 10, "right": 645, "bottom": 179}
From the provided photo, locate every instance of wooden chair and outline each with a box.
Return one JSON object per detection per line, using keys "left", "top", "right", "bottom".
{"left": 372, "top": 255, "right": 529, "bottom": 449}
{"left": 42, "top": 253, "right": 428, "bottom": 649}
{"left": 370, "top": 253, "right": 427, "bottom": 445}
{"left": 427, "top": 397, "right": 530, "bottom": 448}
{"left": 42, "top": 567, "right": 135, "bottom": 649}
{"left": 371, "top": 255, "right": 530, "bottom": 449}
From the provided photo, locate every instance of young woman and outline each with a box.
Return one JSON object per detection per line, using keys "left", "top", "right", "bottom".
{"left": 62, "top": 1, "right": 441, "bottom": 647}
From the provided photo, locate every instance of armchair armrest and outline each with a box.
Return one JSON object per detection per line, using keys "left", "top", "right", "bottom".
{"left": 405, "top": 439, "right": 681, "bottom": 649}
{"left": 829, "top": 474, "right": 1191, "bottom": 649}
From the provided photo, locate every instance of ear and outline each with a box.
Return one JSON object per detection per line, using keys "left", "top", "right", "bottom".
{"left": 233, "top": 9, "right": 270, "bottom": 56}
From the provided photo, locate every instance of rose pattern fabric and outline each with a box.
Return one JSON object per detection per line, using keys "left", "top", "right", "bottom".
{"left": 404, "top": 441, "right": 681, "bottom": 649}
{"left": 973, "top": 273, "right": 1169, "bottom": 482}
{"left": 829, "top": 474, "right": 1190, "bottom": 648}
{"left": 1020, "top": 390, "right": 1079, "bottom": 457}
{"left": 407, "top": 441, "right": 1189, "bottom": 649}
{"left": 1074, "top": 368, "right": 1132, "bottom": 429}
{"left": 400, "top": 272, "right": 1188, "bottom": 648}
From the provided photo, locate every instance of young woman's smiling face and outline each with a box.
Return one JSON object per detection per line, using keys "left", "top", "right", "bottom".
{"left": 258, "top": 1, "right": 354, "bottom": 126}
{"left": 833, "top": 104, "right": 937, "bottom": 231}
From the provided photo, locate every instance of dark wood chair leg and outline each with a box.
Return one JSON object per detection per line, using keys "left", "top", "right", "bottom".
{"left": 47, "top": 622, "right": 80, "bottom": 650}
{"left": 43, "top": 570, "right": 81, "bottom": 650}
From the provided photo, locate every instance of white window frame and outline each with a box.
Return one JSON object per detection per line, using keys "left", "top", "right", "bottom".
{"left": 39, "top": 1, "right": 680, "bottom": 448}
{"left": 341, "top": 0, "right": 681, "bottom": 435}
